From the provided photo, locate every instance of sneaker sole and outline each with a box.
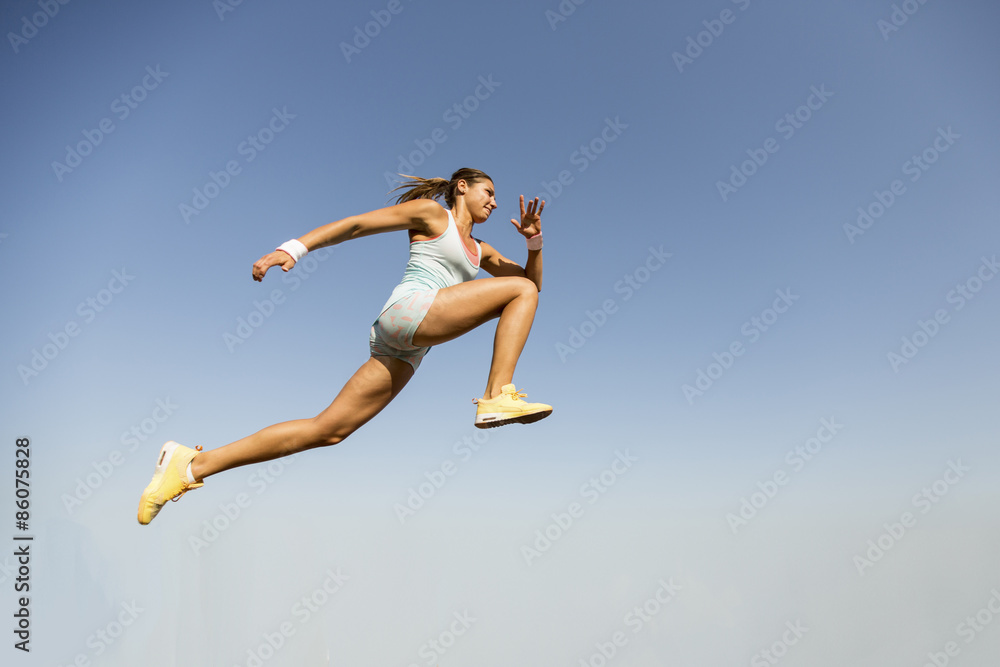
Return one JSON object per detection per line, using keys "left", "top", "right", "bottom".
{"left": 475, "top": 408, "right": 552, "bottom": 429}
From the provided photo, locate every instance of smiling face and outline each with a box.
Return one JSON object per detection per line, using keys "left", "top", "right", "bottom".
{"left": 458, "top": 178, "right": 497, "bottom": 224}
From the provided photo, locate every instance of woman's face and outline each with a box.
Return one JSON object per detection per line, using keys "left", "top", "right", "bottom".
{"left": 463, "top": 179, "right": 497, "bottom": 223}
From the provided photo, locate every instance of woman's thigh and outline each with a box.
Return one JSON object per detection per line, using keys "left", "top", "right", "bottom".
{"left": 411, "top": 276, "right": 536, "bottom": 347}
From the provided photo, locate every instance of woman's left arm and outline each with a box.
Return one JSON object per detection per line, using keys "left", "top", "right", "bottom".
{"left": 480, "top": 196, "right": 545, "bottom": 291}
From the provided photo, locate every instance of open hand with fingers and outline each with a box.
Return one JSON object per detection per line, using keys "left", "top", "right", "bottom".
{"left": 510, "top": 195, "right": 545, "bottom": 239}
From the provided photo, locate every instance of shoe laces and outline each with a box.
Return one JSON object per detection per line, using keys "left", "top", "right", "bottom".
{"left": 504, "top": 387, "right": 528, "bottom": 402}
{"left": 472, "top": 387, "right": 528, "bottom": 404}
{"left": 498, "top": 389, "right": 528, "bottom": 403}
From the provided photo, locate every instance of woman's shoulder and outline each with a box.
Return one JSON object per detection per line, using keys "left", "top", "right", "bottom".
{"left": 406, "top": 199, "right": 450, "bottom": 240}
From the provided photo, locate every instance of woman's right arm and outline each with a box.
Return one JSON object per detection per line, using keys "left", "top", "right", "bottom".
{"left": 301, "top": 198, "right": 443, "bottom": 249}
{"left": 252, "top": 199, "right": 445, "bottom": 282}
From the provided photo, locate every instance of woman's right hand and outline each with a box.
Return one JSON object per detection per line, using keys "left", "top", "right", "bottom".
{"left": 252, "top": 251, "right": 296, "bottom": 282}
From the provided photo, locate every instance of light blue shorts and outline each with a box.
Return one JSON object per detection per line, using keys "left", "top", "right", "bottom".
{"left": 369, "top": 288, "right": 438, "bottom": 371}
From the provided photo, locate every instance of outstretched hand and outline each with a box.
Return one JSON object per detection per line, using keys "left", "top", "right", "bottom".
{"left": 252, "top": 250, "right": 296, "bottom": 282}
{"left": 510, "top": 195, "right": 545, "bottom": 238}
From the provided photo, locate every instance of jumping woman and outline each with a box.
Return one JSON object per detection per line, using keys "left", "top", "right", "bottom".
{"left": 138, "top": 168, "right": 551, "bottom": 525}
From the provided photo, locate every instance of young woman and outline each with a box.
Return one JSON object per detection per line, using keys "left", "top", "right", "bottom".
{"left": 138, "top": 168, "right": 551, "bottom": 525}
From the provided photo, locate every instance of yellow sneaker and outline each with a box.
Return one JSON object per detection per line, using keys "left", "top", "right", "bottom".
{"left": 137, "top": 441, "right": 204, "bottom": 525}
{"left": 473, "top": 384, "right": 552, "bottom": 429}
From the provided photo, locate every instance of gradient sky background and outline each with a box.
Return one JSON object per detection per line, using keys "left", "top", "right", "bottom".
{"left": 2, "top": 0, "right": 999, "bottom": 665}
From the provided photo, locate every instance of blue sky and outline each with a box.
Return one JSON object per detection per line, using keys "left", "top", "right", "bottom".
{"left": 2, "top": 0, "right": 999, "bottom": 665}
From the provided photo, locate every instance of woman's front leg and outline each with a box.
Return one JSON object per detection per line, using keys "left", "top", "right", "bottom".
{"left": 412, "top": 276, "right": 538, "bottom": 398}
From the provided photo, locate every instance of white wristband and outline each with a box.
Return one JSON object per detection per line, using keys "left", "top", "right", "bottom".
{"left": 276, "top": 239, "right": 308, "bottom": 262}
{"left": 526, "top": 233, "right": 543, "bottom": 251}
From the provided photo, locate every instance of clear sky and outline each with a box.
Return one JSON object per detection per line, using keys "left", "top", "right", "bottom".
{"left": 2, "top": 0, "right": 999, "bottom": 665}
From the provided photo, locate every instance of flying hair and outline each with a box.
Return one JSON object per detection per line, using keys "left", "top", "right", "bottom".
{"left": 389, "top": 168, "right": 493, "bottom": 208}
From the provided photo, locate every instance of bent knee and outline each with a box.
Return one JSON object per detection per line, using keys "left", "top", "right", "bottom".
{"left": 511, "top": 276, "right": 539, "bottom": 300}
